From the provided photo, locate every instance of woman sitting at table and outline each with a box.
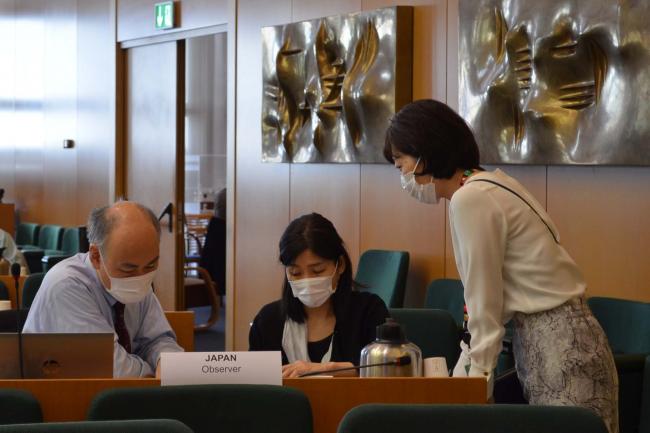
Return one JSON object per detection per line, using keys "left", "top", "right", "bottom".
{"left": 249, "top": 212, "right": 389, "bottom": 378}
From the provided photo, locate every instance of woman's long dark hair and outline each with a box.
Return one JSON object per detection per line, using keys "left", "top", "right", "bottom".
{"left": 279, "top": 213, "right": 359, "bottom": 323}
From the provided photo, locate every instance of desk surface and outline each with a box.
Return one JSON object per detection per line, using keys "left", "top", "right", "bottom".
{"left": 0, "top": 377, "right": 486, "bottom": 433}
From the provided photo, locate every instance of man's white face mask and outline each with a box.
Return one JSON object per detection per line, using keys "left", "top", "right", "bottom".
{"left": 100, "top": 253, "right": 156, "bottom": 304}
{"left": 400, "top": 157, "right": 439, "bottom": 204}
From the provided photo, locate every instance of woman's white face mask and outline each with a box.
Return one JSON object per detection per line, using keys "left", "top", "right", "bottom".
{"left": 288, "top": 262, "right": 338, "bottom": 308}
{"left": 400, "top": 157, "right": 439, "bottom": 204}
{"left": 100, "top": 254, "right": 155, "bottom": 304}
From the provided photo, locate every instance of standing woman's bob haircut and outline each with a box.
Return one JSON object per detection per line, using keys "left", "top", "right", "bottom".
{"left": 384, "top": 99, "right": 482, "bottom": 179}
{"left": 279, "top": 213, "right": 358, "bottom": 323}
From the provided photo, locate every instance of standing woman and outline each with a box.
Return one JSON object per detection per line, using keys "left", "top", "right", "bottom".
{"left": 384, "top": 99, "right": 618, "bottom": 433}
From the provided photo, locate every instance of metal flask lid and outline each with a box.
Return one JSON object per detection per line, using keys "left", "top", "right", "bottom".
{"left": 375, "top": 318, "right": 407, "bottom": 343}
{"left": 360, "top": 318, "right": 423, "bottom": 377}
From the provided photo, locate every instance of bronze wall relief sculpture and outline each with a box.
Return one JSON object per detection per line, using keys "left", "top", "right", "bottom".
{"left": 459, "top": 0, "right": 650, "bottom": 165}
{"left": 261, "top": 7, "right": 413, "bottom": 163}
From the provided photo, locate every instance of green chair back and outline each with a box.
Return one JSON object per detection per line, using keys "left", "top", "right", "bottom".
{"left": 615, "top": 354, "right": 648, "bottom": 433}
{"left": 88, "top": 384, "right": 313, "bottom": 433}
{"left": 336, "top": 404, "right": 608, "bottom": 433}
{"left": 640, "top": 356, "right": 650, "bottom": 433}
{"left": 36, "top": 225, "right": 63, "bottom": 251}
{"left": 60, "top": 228, "right": 81, "bottom": 254}
{"left": 0, "top": 389, "right": 43, "bottom": 425}
{"left": 21, "top": 273, "right": 45, "bottom": 309}
{"left": 423, "top": 279, "right": 465, "bottom": 327}
{"left": 355, "top": 250, "right": 409, "bottom": 308}
{"left": 0, "top": 280, "right": 8, "bottom": 300}
{"left": 16, "top": 223, "right": 39, "bottom": 247}
{"left": 0, "top": 419, "right": 192, "bottom": 432}
{"left": 389, "top": 308, "right": 460, "bottom": 370}
{"left": 587, "top": 297, "right": 650, "bottom": 354}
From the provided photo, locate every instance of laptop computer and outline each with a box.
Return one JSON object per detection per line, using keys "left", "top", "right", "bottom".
{"left": 0, "top": 333, "right": 113, "bottom": 379}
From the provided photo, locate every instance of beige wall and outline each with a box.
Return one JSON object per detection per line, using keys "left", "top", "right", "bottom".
{"left": 0, "top": 0, "right": 115, "bottom": 228}
{"left": 233, "top": 0, "right": 650, "bottom": 350}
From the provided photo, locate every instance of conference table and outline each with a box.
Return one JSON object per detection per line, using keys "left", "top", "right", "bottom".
{"left": 0, "top": 377, "right": 487, "bottom": 433}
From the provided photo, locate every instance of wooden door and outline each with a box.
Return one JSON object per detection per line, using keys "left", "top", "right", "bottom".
{"left": 124, "top": 41, "right": 185, "bottom": 310}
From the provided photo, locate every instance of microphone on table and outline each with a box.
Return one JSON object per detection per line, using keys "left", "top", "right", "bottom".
{"left": 11, "top": 263, "right": 24, "bottom": 379}
{"left": 298, "top": 355, "right": 412, "bottom": 378}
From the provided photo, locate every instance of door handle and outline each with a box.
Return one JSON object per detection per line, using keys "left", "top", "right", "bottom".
{"left": 158, "top": 202, "right": 173, "bottom": 233}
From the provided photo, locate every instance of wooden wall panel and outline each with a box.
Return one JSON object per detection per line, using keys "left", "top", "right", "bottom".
{"left": 360, "top": 165, "right": 446, "bottom": 306}
{"left": 290, "top": 164, "right": 361, "bottom": 267}
{"left": 0, "top": 0, "right": 114, "bottom": 228}
{"left": 547, "top": 167, "right": 650, "bottom": 302}
{"left": 233, "top": 0, "right": 292, "bottom": 350}
{"left": 0, "top": 1, "right": 16, "bottom": 205}
{"left": 13, "top": 0, "right": 45, "bottom": 224}
{"left": 76, "top": 0, "right": 115, "bottom": 224}
{"left": 117, "top": 0, "right": 228, "bottom": 42}
{"left": 43, "top": 0, "right": 78, "bottom": 226}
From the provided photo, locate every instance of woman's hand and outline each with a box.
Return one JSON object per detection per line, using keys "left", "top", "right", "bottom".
{"left": 282, "top": 361, "right": 357, "bottom": 378}
{"left": 282, "top": 361, "right": 328, "bottom": 378}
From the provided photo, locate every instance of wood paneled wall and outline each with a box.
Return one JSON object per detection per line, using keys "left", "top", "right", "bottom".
{"left": 0, "top": 0, "right": 115, "bottom": 228}
{"left": 233, "top": 0, "right": 650, "bottom": 350}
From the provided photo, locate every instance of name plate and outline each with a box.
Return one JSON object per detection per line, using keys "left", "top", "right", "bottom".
{"left": 161, "top": 351, "right": 282, "bottom": 386}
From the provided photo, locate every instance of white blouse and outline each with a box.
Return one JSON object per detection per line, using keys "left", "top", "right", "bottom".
{"left": 449, "top": 169, "right": 585, "bottom": 378}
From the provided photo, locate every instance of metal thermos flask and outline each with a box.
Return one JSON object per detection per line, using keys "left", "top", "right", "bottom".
{"left": 359, "top": 318, "right": 423, "bottom": 377}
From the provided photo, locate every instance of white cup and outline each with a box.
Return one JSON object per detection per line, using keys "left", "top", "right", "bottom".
{"left": 0, "top": 300, "right": 12, "bottom": 311}
{"left": 423, "top": 357, "right": 448, "bottom": 377}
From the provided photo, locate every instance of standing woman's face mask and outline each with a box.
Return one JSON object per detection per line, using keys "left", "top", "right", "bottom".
{"left": 398, "top": 156, "right": 439, "bottom": 205}
{"left": 286, "top": 249, "right": 343, "bottom": 308}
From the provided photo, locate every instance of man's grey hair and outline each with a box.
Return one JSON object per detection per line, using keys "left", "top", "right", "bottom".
{"left": 87, "top": 201, "right": 161, "bottom": 252}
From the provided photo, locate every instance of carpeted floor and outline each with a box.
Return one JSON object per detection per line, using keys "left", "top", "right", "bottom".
{"left": 189, "top": 305, "right": 226, "bottom": 352}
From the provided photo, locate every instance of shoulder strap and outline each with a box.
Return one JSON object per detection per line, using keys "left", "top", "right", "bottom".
{"left": 466, "top": 179, "right": 560, "bottom": 244}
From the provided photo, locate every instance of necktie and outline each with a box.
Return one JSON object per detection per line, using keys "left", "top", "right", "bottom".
{"left": 113, "top": 302, "right": 132, "bottom": 354}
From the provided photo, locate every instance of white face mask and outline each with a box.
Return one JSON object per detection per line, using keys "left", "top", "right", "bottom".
{"left": 100, "top": 254, "right": 156, "bottom": 304}
{"left": 400, "top": 157, "right": 439, "bottom": 204}
{"left": 288, "top": 263, "right": 338, "bottom": 308}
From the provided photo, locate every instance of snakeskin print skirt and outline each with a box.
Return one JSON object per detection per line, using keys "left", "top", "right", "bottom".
{"left": 512, "top": 296, "right": 619, "bottom": 433}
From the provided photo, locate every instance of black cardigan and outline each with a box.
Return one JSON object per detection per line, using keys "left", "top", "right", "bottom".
{"left": 248, "top": 291, "right": 389, "bottom": 365}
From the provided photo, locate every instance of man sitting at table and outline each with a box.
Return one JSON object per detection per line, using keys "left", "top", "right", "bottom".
{"left": 23, "top": 201, "right": 183, "bottom": 377}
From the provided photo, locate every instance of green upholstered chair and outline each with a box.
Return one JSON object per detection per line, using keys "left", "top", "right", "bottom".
{"left": 640, "top": 355, "right": 650, "bottom": 433}
{"left": 0, "top": 280, "right": 8, "bottom": 300}
{"left": 88, "top": 384, "right": 313, "bottom": 433}
{"left": 0, "top": 419, "right": 192, "bottom": 432}
{"left": 21, "top": 273, "right": 45, "bottom": 309}
{"left": 41, "top": 227, "right": 85, "bottom": 273}
{"left": 355, "top": 250, "right": 409, "bottom": 308}
{"left": 424, "top": 278, "right": 514, "bottom": 375}
{"left": 389, "top": 308, "right": 460, "bottom": 370}
{"left": 587, "top": 297, "right": 650, "bottom": 355}
{"left": 615, "top": 354, "right": 648, "bottom": 433}
{"left": 336, "top": 404, "right": 608, "bottom": 433}
{"left": 15, "top": 223, "right": 40, "bottom": 249}
{"left": 21, "top": 225, "right": 64, "bottom": 273}
{"left": 0, "top": 389, "right": 43, "bottom": 425}
{"left": 423, "top": 279, "right": 465, "bottom": 327}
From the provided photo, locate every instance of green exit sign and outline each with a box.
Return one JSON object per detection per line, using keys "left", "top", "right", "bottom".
{"left": 155, "top": 1, "right": 175, "bottom": 30}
